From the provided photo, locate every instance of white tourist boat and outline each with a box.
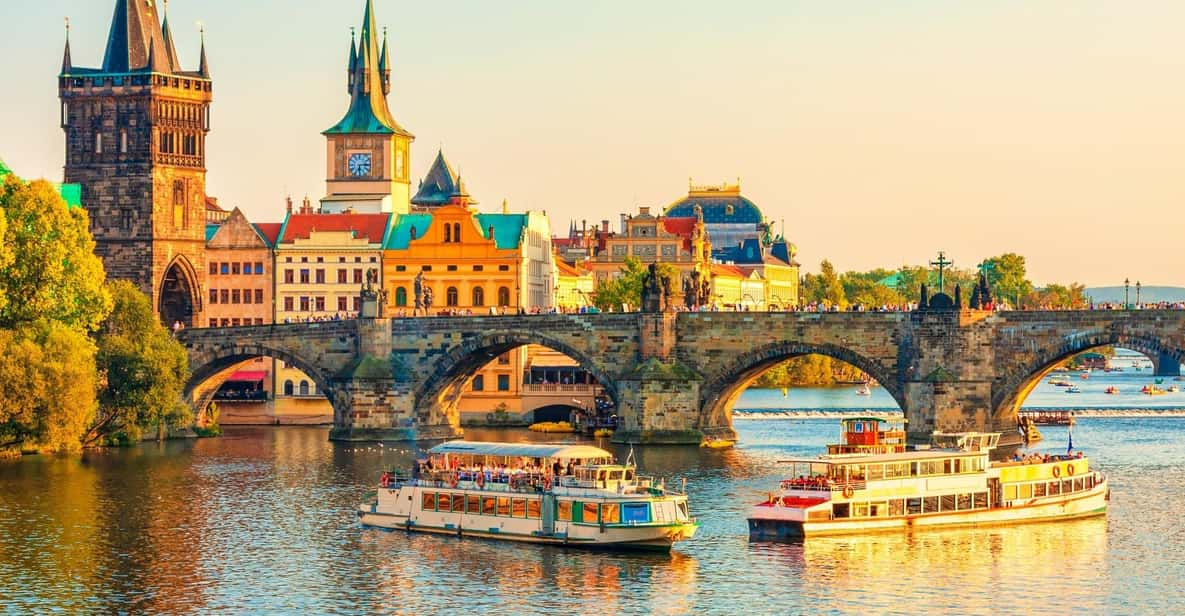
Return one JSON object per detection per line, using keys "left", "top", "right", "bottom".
{"left": 748, "top": 427, "right": 1108, "bottom": 540}
{"left": 358, "top": 441, "right": 698, "bottom": 550}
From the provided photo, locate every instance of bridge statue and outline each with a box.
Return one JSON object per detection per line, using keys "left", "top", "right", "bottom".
{"left": 641, "top": 263, "right": 671, "bottom": 313}
{"left": 414, "top": 271, "right": 425, "bottom": 315}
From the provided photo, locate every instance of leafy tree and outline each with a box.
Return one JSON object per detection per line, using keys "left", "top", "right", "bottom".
{"left": 0, "top": 208, "right": 8, "bottom": 316}
{"left": 0, "top": 177, "right": 111, "bottom": 332}
{"left": 982, "top": 253, "right": 1033, "bottom": 307}
{"left": 753, "top": 354, "right": 866, "bottom": 388}
{"left": 592, "top": 257, "right": 679, "bottom": 312}
{"left": 1026, "top": 283, "right": 1088, "bottom": 310}
{"left": 89, "top": 281, "right": 191, "bottom": 446}
{"left": 0, "top": 320, "right": 98, "bottom": 453}
{"left": 802, "top": 260, "right": 847, "bottom": 308}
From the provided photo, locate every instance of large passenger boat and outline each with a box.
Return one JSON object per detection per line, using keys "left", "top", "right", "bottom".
{"left": 358, "top": 441, "right": 698, "bottom": 550}
{"left": 749, "top": 424, "right": 1108, "bottom": 540}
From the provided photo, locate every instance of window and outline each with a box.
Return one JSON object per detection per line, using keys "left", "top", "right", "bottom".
{"left": 498, "top": 287, "right": 511, "bottom": 306}
{"left": 444, "top": 224, "right": 451, "bottom": 243}
{"left": 283, "top": 380, "right": 294, "bottom": 396}
{"left": 242, "top": 289, "right": 252, "bottom": 304}
{"left": 337, "top": 270, "right": 348, "bottom": 284}
{"left": 421, "top": 265, "right": 432, "bottom": 272}
{"left": 299, "top": 269, "right": 310, "bottom": 284}
{"left": 231, "top": 263, "right": 241, "bottom": 275}
{"left": 447, "top": 265, "right": 457, "bottom": 272}
{"left": 95, "top": 132, "right": 103, "bottom": 154}
{"left": 284, "top": 270, "right": 294, "bottom": 284}
{"left": 467, "top": 495, "right": 480, "bottom": 514}
{"left": 446, "top": 287, "right": 458, "bottom": 307}
{"left": 209, "top": 262, "right": 218, "bottom": 274}
{"left": 395, "top": 287, "right": 407, "bottom": 306}
{"left": 499, "top": 265, "right": 509, "bottom": 272}
{"left": 482, "top": 497, "right": 496, "bottom": 516}
{"left": 395, "top": 265, "right": 406, "bottom": 272}
{"left": 370, "top": 256, "right": 377, "bottom": 263}
{"left": 232, "top": 290, "right": 241, "bottom": 304}
{"left": 254, "top": 289, "right": 263, "bottom": 304}
{"left": 511, "top": 498, "right": 526, "bottom": 518}
{"left": 353, "top": 297, "right": 361, "bottom": 312}
{"left": 315, "top": 269, "right": 325, "bottom": 284}
{"left": 353, "top": 269, "right": 363, "bottom": 284}
{"left": 299, "top": 381, "right": 309, "bottom": 396}
{"left": 317, "top": 257, "right": 324, "bottom": 263}
{"left": 231, "top": 318, "right": 241, "bottom": 327}
{"left": 472, "top": 287, "right": 485, "bottom": 306}
{"left": 497, "top": 374, "right": 510, "bottom": 391}
{"left": 209, "top": 289, "right": 218, "bottom": 304}
{"left": 422, "top": 492, "right": 436, "bottom": 511}
{"left": 453, "top": 223, "right": 461, "bottom": 242}
{"left": 557, "top": 501, "right": 572, "bottom": 521}
{"left": 242, "top": 262, "right": 252, "bottom": 275}
{"left": 498, "top": 353, "right": 510, "bottom": 365}
{"left": 284, "top": 297, "right": 294, "bottom": 311}
{"left": 220, "top": 289, "right": 229, "bottom": 304}
{"left": 338, "top": 297, "right": 348, "bottom": 312}
{"left": 471, "top": 375, "right": 484, "bottom": 391}
{"left": 221, "top": 263, "right": 230, "bottom": 275}
{"left": 601, "top": 503, "right": 620, "bottom": 524}
{"left": 299, "top": 297, "right": 309, "bottom": 311}
{"left": 254, "top": 262, "right": 264, "bottom": 274}
{"left": 473, "top": 265, "right": 483, "bottom": 272}
{"left": 452, "top": 495, "right": 465, "bottom": 513}
{"left": 315, "top": 297, "right": 325, "bottom": 311}
{"left": 582, "top": 502, "right": 599, "bottom": 523}
{"left": 497, "top": 497, "right": 511, "bottom": 516}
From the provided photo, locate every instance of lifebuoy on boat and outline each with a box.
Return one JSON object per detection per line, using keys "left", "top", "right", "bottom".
{"left": 475, "top": 473, "right": 485, "bottom": 489}
{"left": 380, "top": 472, "right": 390, "bottom": 488}
{"left": 1052, "top": 465, "right": 1061, "bottom": 478}
{"left": 1066, "top": 464, "right": 1075, "bottom": 477}
{"left": 449, "top": 472, "right": 459, "bottom": 488}
{"left": 842, "top": 484, "right": 855, "bottom": 499}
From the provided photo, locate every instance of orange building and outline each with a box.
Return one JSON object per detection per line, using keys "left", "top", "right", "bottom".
{"left": 205, "top": 208, "right": 278, "bottom": 327}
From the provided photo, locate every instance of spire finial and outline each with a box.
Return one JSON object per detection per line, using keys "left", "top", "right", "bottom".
{"left": 61, "top": 16, "right": 72, "bottom": 73}
{"left": 197, "top": 21, "right": 209, "bottom": 78}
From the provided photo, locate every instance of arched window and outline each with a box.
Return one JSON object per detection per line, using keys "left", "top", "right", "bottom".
{"left": 299, "top": 381, "right": 309, "bottom": 396}
{"left": 283, "top": 380, "right": 294, "bottom": 396}
{"left": 395, "top": 287, "right": 407, "bottom": 306}
{"left": 453, "top": 223, "right": 461, "bottom": 242}
{"left": 498, "top": 286, "right": 511, "bottom": 307}
{"left": 472, "top": 286, "right": 485, "bottom": 306}
{"left": 444, "top": 224, "right": 451, "bottom": 243}
{"left": 446, "top": 286, "right": 459, "bottom": 307}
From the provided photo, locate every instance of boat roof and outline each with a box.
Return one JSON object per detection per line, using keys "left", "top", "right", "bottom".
{"left": 778, "top": 448, "right": 988, "bottom": 466}
{"left": 427, "top": 440, "right": 614, "bottom": 460}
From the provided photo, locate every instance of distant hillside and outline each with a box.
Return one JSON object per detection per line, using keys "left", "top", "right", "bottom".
{"left": 1085, "top": 286, "right": 1185, "bottom": 304}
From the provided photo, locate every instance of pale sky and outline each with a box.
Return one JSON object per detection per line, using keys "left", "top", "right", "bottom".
{"left": 3, "top": 1, "right": 1183, "bottom": 286}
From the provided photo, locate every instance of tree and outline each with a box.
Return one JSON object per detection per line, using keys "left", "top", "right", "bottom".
{"left": 0, "top": 320, "right": 98, "bottom": 453}
{"left": 0, "top": 177, "right": 111, "bottom": 332}
{"left": 802, "top": 260, "right": 847, "bottom": 308}
{"left": 982, "top": 253, "right": 1033, "bottom": 308}
{"left": 592, "top": 257, "right": 679, "bottom": 312}
{"left": 89, "top": 281, "right": 191, "bottom": 446}
{"left": 0, "top": 208, "right": 9, "bottom": 316}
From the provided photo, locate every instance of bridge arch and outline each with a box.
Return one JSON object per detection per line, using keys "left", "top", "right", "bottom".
{"left": 698, "top": 341, "right": 905, "bottom": 430}
{"left": 183, "top": 343, "right": 337, "bottom": 418}
{"left": 414, "top": 332, "right": 620, "bottom": 429}
{"left": 992, "top": 330, "right": 1185, "bottom": 427}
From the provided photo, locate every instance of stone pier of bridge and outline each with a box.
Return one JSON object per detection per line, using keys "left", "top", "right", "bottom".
{"left": 178, "top": 309, "right": 1185, "bottom": 449}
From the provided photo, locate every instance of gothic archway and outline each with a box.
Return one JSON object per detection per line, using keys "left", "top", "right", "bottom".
{"left": 159, "top": 256, "right": 201, "bottom": 328}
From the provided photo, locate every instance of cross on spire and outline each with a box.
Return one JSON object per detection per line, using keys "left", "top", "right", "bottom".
{"left": 930, "top": 251, "right": 953, "bottom": 293}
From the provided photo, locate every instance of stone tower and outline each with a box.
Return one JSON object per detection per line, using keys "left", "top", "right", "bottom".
{"left": 59, "top": 0, "right": 212, "bottom": 327}
{"left": 320, "top": 0, "right": 415, "bottom": 215}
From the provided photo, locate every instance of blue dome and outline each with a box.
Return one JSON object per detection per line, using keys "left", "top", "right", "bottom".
{"left": 664, "top": 193, "right": 764, "bottom": 225}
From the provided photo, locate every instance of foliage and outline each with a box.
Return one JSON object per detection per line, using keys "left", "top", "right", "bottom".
{"left": 1026, "top": 283, "right": 1089, "bottom": 310}
{"left": 981, "top": 253, "right": 1033, "bottom": 306}
{"left": 0, "top": 177, "right": 111, "bottom": 332}
{"left": 801, "top": 260, "right": 847, "bottom": 308}
{"left": 89, "top": 281, "right": 191, "bottom": 446}
{"left": 0, "top": 320, "right": 98, "bottom": 453}
{"left": 752, "top": 355, "right": 865, "bottom": 388}
{"left": 194, "top": 402, "right": 222, "bottom": 438}
{"left": 592, "top": 257, "right": 679, "bottom": 312}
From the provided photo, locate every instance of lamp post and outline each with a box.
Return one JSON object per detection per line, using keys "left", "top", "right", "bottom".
{"left": 1124, "top": 278, "right": 1130, "bottom": 310}
{"left": 1136, "top": 281, "right": 1142, "bottom": 308}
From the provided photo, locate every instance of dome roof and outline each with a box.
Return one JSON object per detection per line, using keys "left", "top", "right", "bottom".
{"left": 663, "top": 183, "right": 764, "bottom": 225}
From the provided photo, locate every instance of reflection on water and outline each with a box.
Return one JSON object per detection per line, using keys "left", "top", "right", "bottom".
{"left": 2, "top": 419, "right": 1183, "bottom": 614}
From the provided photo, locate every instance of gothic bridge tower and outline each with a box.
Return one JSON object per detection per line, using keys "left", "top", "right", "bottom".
{"left": 59, "top": 0, "right": 212, "bottom": 327}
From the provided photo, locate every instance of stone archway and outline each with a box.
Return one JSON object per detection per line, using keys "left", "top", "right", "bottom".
{"left": 184, "top": 344, "right": 336, "bottom": 422}
{"left": 992, "top": 331, "right": 1185, "bottom": 429}
{"left": 159, "top": 256, "right": 201, "bottom": 328}
{"left": 698, "top": 340, "right": 905, "bottom": 432}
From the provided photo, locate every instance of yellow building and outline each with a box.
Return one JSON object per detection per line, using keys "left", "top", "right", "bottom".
{"left": 555, "top": 257, "right": 595, "bottom": 312}
{"left": 584, "top": 206, "right": 711, "bottom": 286}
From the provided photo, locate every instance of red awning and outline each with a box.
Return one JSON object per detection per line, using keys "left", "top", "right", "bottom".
{"left": 226, "top": 371, "right": 268, "bottom": 383}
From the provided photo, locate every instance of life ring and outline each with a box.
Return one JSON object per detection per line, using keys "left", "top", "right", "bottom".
{"left": 1066, "top": 464, "right": 1075, "bottom": 477}
{"left": 1052, "top": 465, "right": 1061, "bottom": 478}
{"left": 449, "top": 473, "right": 459, "bottom": 489}
{"left": 380, "top": 472, "right": 390, "bottom": 488}
{"left": 543, "top": 476, "right": 552, "bottom": 491}
{"left": 475, "top": 473, "right": 485, "bottom": 489}
{"left": 842, "top": 484, "right": 855, "bottom": 499}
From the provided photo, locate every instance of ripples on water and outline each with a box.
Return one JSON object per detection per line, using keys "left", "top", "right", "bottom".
{"left": 2, "top": 419, "right": 1184, "bottom": 615}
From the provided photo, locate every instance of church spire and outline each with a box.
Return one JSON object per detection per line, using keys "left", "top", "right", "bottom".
{"left": 347, "top": 27, "right": 358, "bottom": 92}
{"left": 379, "top": 27, "right": 390, "bottom": 95}
{"left": 161, "top": 0, "right": 181, "bottom": 72}
{"left": 324, "top": 0, "right": 411, "bottom": 136}
{"left": 197, "top": 24, "right": 209, "bottom": 78}
{"left": 61, "top": 17, "right": 72, "bottom": 74}
{"left": 101, "top": 0, "right": 171, "bottom": 74}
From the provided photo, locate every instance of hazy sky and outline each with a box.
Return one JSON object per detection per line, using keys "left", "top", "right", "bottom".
{"left": 3, "top": 1, "right": 1183, "bottom": 286}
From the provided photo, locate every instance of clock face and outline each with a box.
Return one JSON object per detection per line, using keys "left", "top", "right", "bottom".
{"left": 347, "top": 153, "right": 372, "bottom": 177}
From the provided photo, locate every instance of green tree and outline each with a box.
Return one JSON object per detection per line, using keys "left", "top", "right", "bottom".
{"left": 592, "top": 257, "right": 679, "bottom": 312}
{"left": 0, "top": 177, "right": 111, "bottom": 332}
{"left": 0, "top": 320, "right": 98, "bottom": 453}
{"left": 802, "top": 260, "right": 847, "bottom": 308}
{"left": 0, "top": 208, "right": 9, "bottom": 316}
{"left": 982, "top": 253, "right": 1033, "bottom": 307}
{"left": 89, "top": 281, "right": 191, "bottom": 446}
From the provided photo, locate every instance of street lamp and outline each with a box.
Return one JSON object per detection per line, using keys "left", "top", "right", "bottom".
{"left": 1136, "top": 281, "right": 1142, "bottom": 308}
{"left": 1124, "top": 278, "right": 1130, "bottom": 310}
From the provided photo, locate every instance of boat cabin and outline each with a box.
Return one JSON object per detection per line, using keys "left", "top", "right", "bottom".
{"left": 827, "top": 417, "right": 906, "bottom": 455}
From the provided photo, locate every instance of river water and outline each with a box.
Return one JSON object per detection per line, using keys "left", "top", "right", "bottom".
{"left": 3, "top": 394, "right": 1184, "bottom": 613}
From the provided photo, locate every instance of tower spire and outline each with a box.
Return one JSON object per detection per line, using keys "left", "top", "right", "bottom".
{"left": 379, "top": 26, "right": 390, "bottom": 95}
{"left": 323, "top": 0, "right": 411, "bottom": 136}
{"left": 61, "top": 17, "right": 72, "bottom": 74}
{"left": 347, "top": 27, "right": 358, "bottom": 92}
{"left": 102, "top": 0, "right": 171, "bottom": 74}
{"left": 161, "top": 0, "right": 181, "bottom": 71}
{"left": 198, "top": 23, "right": 209, "bottom": 78}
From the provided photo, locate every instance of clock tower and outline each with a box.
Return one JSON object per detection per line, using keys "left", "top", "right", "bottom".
{"left": 321, "top": 0, "right": 414, "bottom": 214}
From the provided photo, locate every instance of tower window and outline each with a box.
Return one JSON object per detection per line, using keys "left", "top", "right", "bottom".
{"left": 120, "top": 130, "right": 128, "bottom": 154}
{"left": 94, "top": 133, "right": 103, "bottom": 154}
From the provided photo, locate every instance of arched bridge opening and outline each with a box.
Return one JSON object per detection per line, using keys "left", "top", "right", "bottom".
{"left": 183, "top": 344, "right": 338, "bottom": 426}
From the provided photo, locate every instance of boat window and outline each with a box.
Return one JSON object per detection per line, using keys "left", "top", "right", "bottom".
{"left": 527, "top": 499, "right": 541, "bottom": 519}
{"left": 944, "top": 459, "right": 955, "bottom": 474}
{"left": 557, "top": 500, "right": 573, "bottom": 521}
{"left": 482, "top": 496, "right": 496, "bottom": 516}
{"left": 1048, "top": 481, "right": 1061, "bottom": 496}
{"left": 1004, "top": 485, "right": 1018, "bottom": 500}
{"left": 920, "top": 460, "right": 942, "bottom": 476}
{"left": 906, "top": 498, "right": 922, "bottom": 514}
{"left": 624, "top": 470, "right": 635, "bottom": 481}
{"left": 890, "top": 499, "right": 905, "bottom": 516}
{"left": 868, "top": 464, "right": 884, "bottom": 481}
{"left": 1074, "top": 478, "right": 1085, "bottom": 492}
{"left": 885, "top": 463, "right": 909, "bottom": 479}
{"left": 438, "top": 493, "right": 452, "bottom": 511}
{"left": 923, "top": 496, "right": 939, "bottom": 513}
{"left": 940, "top": 494, "right": 956, "bottom": 511}
{"left": 601, "top": 503, "right": 620, "bottom": 524}
{"left": 510, "top": 498, "right": 526, "bottom": 518}
{"left": 497, "top": 497, "right": 511, "bottom": 516}
{"left": 467, "top": 495, "right": 481, "bottom": 514}
{"left": 958, "top": 493, "right": 973, "bottom": 510}
{"left": 422, "top": 492, "right": 436, "bottom": 511}
{"left": 974, "top": 492, "right": 988, "bottom": 509}
{"left": 583, "top": 502, "right": 599, "bottom": 523}
{"left": 609, "top": 470, "right": 623, "bottom": 481}
{"left": 452, "top": 494, "right": 466, "bottom": 512}
{"left": 623, "top": 502, "right": 651, "bottom": 524}
{"left": 853, "top": 503, "right": 870, "bottom": 517}
{"left": 597, "top": 470, "right": 607, "bottom": 481}
{"left": 1086, "top": 475, "right": 1094, "bottom": 489}
{"left": 833, "top": 503, "right": 850, "bottom": 518}
{"left": 1034, "top": 483, "right": 1047, "bottom": 497}
{"left": 1062, "top": 479, "right": 1073, "bottom": 494}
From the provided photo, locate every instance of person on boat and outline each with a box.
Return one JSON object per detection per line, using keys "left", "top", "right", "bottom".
{"left": 552, "top": 460, "right": 563, "bottom": 476}
{"left": 566, "top": 460, "right": 576, "bottom": 476}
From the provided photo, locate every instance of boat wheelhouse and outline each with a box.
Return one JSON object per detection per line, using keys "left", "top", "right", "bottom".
{"left": 827, "top": 417, "right": 906, "bottom": 455}
{"left": 749, "top": 427, "right": 1108, "bottom": 540}
{"left": 358, "top": 441, "right": 697, "bottom": 550}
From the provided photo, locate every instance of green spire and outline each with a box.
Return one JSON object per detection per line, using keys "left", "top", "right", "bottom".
{"left": 379, "top": 27, "right": 390, "bottom": 95}
{"left": 324, "top": 0, "right": 410, "bottom": 136}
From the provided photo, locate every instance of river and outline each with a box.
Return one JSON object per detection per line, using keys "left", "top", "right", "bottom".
{"left": 2, "top": 392, "right": 1183, "bottom": 613}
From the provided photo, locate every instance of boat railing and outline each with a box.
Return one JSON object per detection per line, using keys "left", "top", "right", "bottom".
{"left": 780, "top": 478, "right": 867, "bottom": 492}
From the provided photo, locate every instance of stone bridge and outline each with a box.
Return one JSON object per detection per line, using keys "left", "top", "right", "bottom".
{"left": 176, "top": 310, "right": 1185, "bottom": 447}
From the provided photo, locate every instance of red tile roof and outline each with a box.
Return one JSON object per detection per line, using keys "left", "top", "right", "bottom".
{"left": 661, "top": 216, "right": 699, "bottom": 251}
{"left": 555, "top": 259, "right": 584, "bottom": 277}
{"left": 254, "top": 223, "right": 283, "bottom": 246}
{"left": 279, "top": 213, "right": 390, "bottom": 245}
{"left": 711, "top": 263, "right": 746, "bottom": 278}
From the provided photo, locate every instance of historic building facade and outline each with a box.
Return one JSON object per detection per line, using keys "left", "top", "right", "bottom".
{"left": 582, "top": 206, "right": 711, "bottom": 285}
{"left": 60, "top": 0, "right": 213, "bottom": 326}
{"left": 205, "top": 208, "right": 277, "bottom": 327}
